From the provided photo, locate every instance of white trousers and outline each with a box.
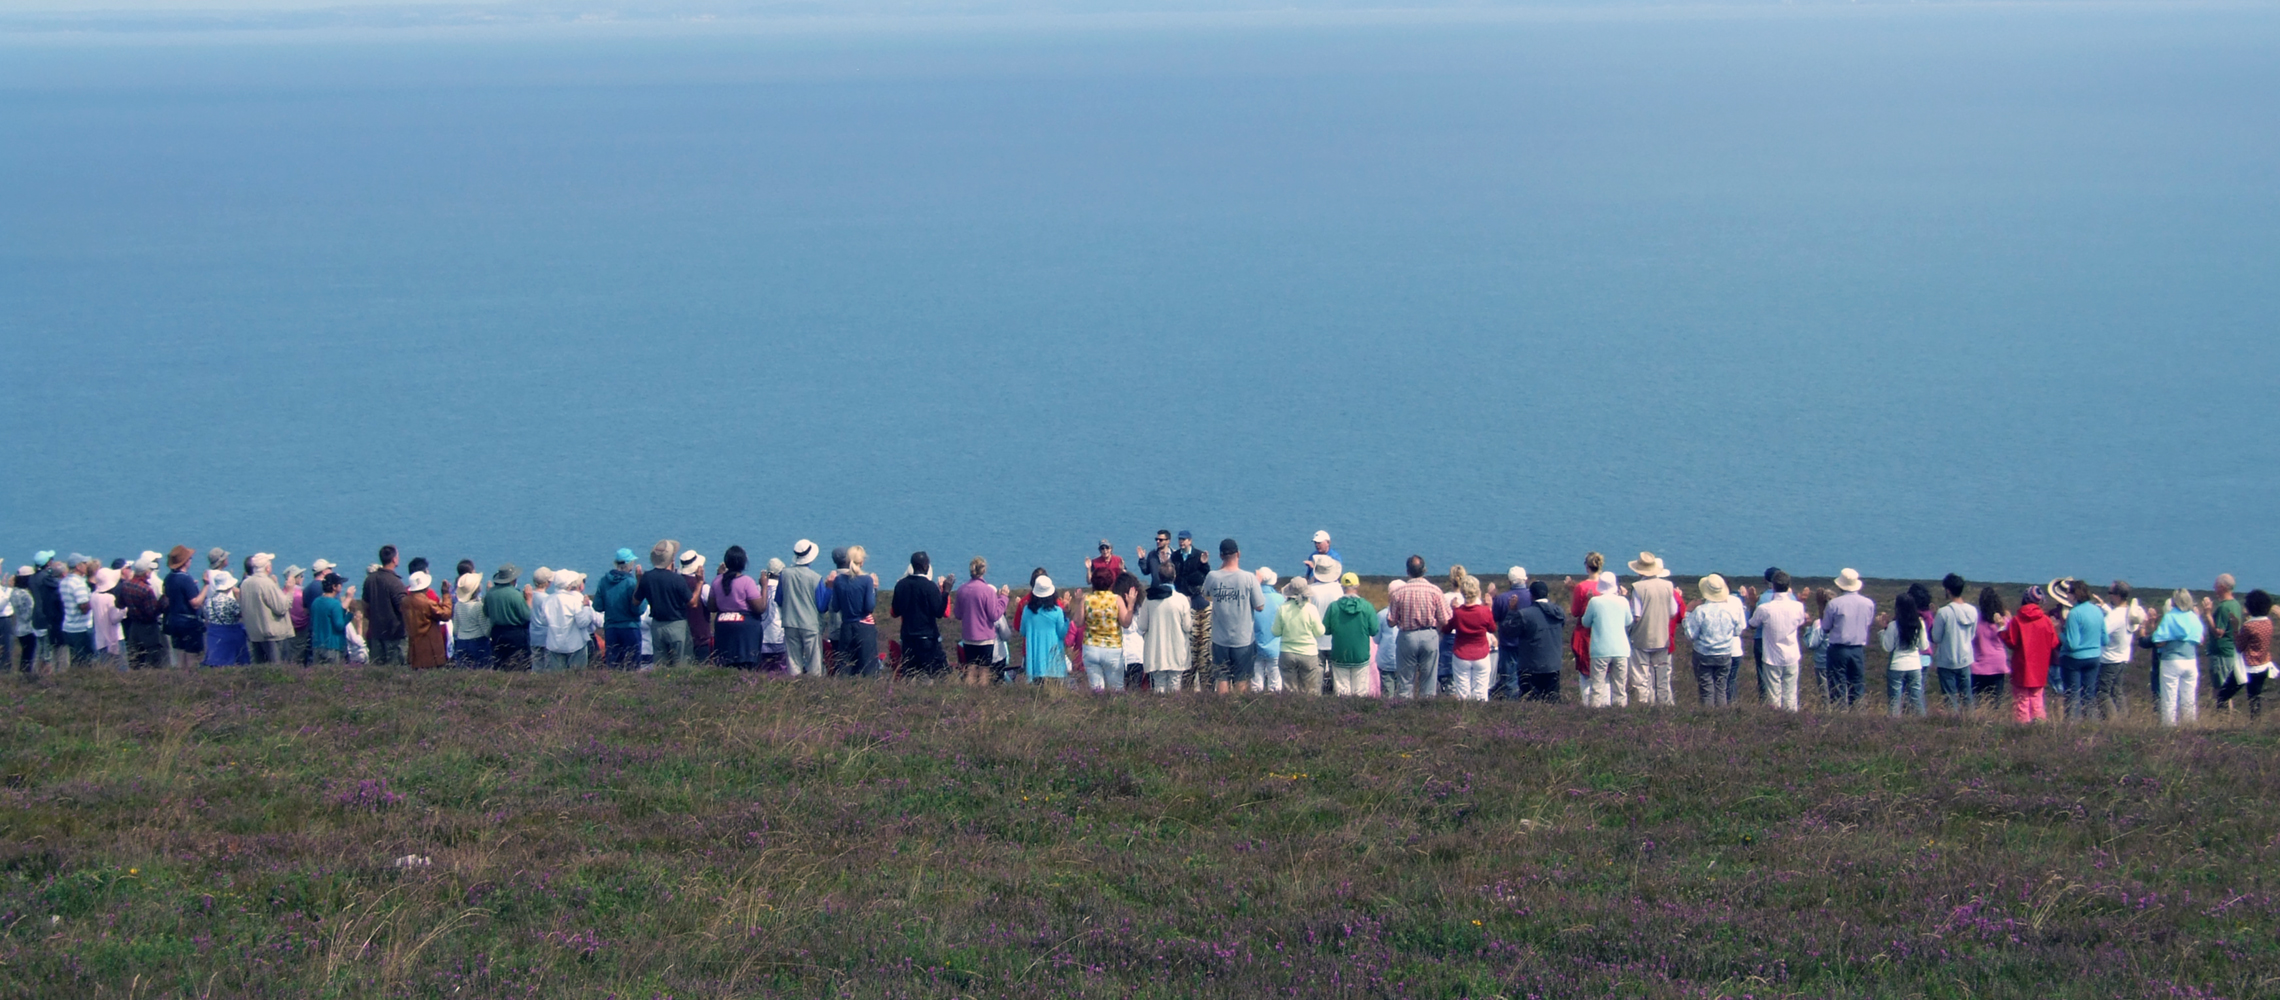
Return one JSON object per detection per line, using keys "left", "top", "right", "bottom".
{"left": 1450, "top": 656, "right": 1493, "bottom": 701}
{"left": 2159, "top": 656, "right": 2199, "bottom": 726}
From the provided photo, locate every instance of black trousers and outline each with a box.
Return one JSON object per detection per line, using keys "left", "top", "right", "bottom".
{"left": 1517, "top": 672, "right": 1561, "bottom": 702}
{"left": 489, "top": 627, "right": 531, "bottom": 671}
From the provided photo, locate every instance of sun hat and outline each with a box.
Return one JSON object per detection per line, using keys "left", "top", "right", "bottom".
{"left": 407, "top": 571, "right": 432, "bottom": 592}
{"left": 167, "top": 545, "right": 193, "bottom": 569}
{"left": 1340, "top": 572, "right": 1361, "bottom": 589}
{"left": 283, "top": 565, "right": 305, "bottom": 582}
{"left": 1312, "top": 554, "right": 1341, "bottom": 581}
{"left": 2046, "top": 577, "right": 2078, "bottom": 609}
{"left": 1032, "top": 575, "right": 1055, "bottom": 598}
{"left": 792, "top": 540, "right": 817, "bottom": 565}
{"left": 679, "top": 550, "right": 705, "bottom": 573}
{"left": 209, "top": 570, "right": 238, "bottom": 592}
{"left": 311, "top": 559, "right": 336, "bottom": 574}
{"left": 92, "top": 567, "right": 119, "bottom": 592}
{"left": 135, "top": 551, "right": 162, "bottom": 573}
{"left": 456, "top": 573, "right": 481, "bottom": 596}
{"left": 1834, "top": 568, "right": 1864, "bottom": 592}
{"left": 492, "top": 564, "right": 519, "bottom": 586}
{"left": 207, "top": 548, "right": 230, "bottom": 569}
{"left": 614, "top": 548, "right": 636, "bottom": 566}
{"left": 1256, "top": 567, "right": 1279, "bottom": 587}
{"left": 765, "top": 557, "right": 784, "bottom": 573}
{"left": 1627, "top": 552, "right": 1670, "bottom": 578}
{"left": 1596, "top": 571, "right": 1618, "bottom": 595}
{"left": 1312, "top": 530, "right": 1331, "bottom": 543}
{"left": 1507, "top": 566, "right": 1527, "bottom": 586}
{"left": 1699, "top": 574, "right": 1731, "bottom": 602}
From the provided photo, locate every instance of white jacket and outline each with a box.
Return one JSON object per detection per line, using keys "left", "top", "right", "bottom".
{"left": 1137, "top": 597, "right": 1192, "bottom": 674}
{"left": 535, "top": 588, "right": 596, "bottom": 654}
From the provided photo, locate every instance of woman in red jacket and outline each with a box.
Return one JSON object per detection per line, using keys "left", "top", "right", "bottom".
{"left": 1569, "top": 552, "right": 1604, "bottom": 702}
{"left": 2000, "top": 585, "right": 2059, "bottom": 724}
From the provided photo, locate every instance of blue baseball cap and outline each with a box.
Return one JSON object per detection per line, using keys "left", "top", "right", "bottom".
{"left": 1175, "top": 530, "right": 1193, "bottom": 541}
{"left": 614, "top": 548, "right": 636, "bottom": 565}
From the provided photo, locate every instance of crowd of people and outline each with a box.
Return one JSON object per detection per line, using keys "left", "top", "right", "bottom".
{"left": 1, "top": 531, "right": 2266, "bottom": 727}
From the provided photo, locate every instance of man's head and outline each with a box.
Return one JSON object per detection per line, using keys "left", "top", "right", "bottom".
{"left": 651, "top": 540, "right": 678, "bottom": 569}
{"left": 1218, "top": 538, "right": 1240, "bottom": 565}
{"left": 249, "top": 553, "right": 275, "bottom": 576}
{"left": 831, "top": 546, "right": 851, "bottom": 570}
{"left": 1771, "top": 570, "right": 1792, "bottom": 593}
{"left": 1097, "top": 540, "right": 1112, "bottom": 559}
{"left": 2217, "top": 574, "right": 2237, "bottom": 597}
{"left": 1176, "top": 530, "right": 1193, "bottom": 552}
{"left": 1154, "top": 530, "right": 1171, "bottom": 550}
{"left": 1943, "top": 573, "right": 1967, "bottom": 599}
{"left": 1529, "top": 580, "right": 1550, "bottom": 602}
{"left": 168, "top": 545, "right": 193, "bottom": 571}
{"left": 2108, "top": 580, "right": 2133, "bottom": 605}
{"left": 1312, "top": 530, "right": 1331, "bottom": 554}
{"left": 1405, "top": 555, "right": 1425, "bottom": 579}
{"left": 407, "top": 557, "right": 429, "bottom": 576}
{"left": 456, "top": 559, "right": 475, "bottom": 577}
{"left": 1507, "top": 566, "right": 1527, "bottom": 587}
{"left": 911, "top": 551, "right": 931, "bottom": 577}
{"left": 614, "top": 548, "right": 637, "bottom": 569}
{"left": 378, "top": 545, "right": 397, "bottom": 568}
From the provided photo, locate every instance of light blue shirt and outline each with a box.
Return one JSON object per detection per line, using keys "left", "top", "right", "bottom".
{"left": 2063, "top": 603, "right": 2107, "bottom": 659}
{"left": 1253, "top": 589, "right": 1284, "bottom": 659}
{"left": 1580, "top": 594, "right": 1635, "bottom": 659}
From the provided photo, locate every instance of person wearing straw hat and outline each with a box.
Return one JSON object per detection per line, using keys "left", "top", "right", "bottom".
{"left": 239, "top": 553, "right": 294, "bottom": 665}
{"left": 778, "top": 540, "right": 826, "bottom": 676}
{"left": 1624, "top": 552, "right": 1680, "bottom": 707}
{"left": 1819, "top": 569, "right": 1876, "bottom": 709}
{"left": 401, "top": 570, "right": 452, "bottom": 669}
{"left": 1019, "top": 575, "right": 1073, "bottom": 686}
{"left": 451, "top": 572, "right": 493, "bottom": 668}
{"left": 1303, "top": 555, "right": 1345, "bottom": 692}
{"left": 1682, "top": 575, "right": 1747, "bottom": 708}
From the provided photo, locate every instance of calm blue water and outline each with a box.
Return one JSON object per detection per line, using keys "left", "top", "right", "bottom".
{"left": 3, "top": 6, "right": 2277, "bottom": 588}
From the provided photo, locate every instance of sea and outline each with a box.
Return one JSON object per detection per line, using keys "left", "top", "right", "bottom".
{"left": 2, "top": 2, "right": 2276, "bottom": 590}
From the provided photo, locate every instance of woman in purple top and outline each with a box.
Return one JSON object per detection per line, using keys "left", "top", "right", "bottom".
{"left": 711, "top": 546, "right": 766, "bottom": 669}
{"left": 1970, "top": 587, "right": 2011, "bottom": 710}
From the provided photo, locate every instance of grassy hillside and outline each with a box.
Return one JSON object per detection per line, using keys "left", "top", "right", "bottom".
{"left": 2, "top": 666, "right": 2274, "bottom": 998}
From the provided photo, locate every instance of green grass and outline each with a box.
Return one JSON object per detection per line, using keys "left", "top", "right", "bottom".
{"left": 1, "top": 663, "right": 2275, "bottom": 998}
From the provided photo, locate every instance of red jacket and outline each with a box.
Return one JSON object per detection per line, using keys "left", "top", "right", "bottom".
{"left": 2000, "top": 603, "right": 2058, "bottom": 688}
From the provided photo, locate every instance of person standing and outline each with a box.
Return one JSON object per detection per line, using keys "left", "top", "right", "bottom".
{"left": 1970, "top": 587, "right": 2011, "bottom": 709}
{"left": 1387, "top": 556, "right": 1451, "bottom": 698}
{"left": 160, "top": 546, "right": 205, "bottom": 668}
{"left": 535, "top": 571, "right": 596, "bottom": 671}
{"left": 1880, "top": 592, "right": 1931, "bottom": 717}
{"left": 1300, "top": 531, "right": 1344, "bottom": 583}
{"left": 201, "top": 570, "right": 248, "bottom": 666}
{"left": 1304, "top": 556, "right": 1345, "bottom": 691}
{"left": 710, "top": 547, "right": 766, "bottom": 669}
{"left": 1316, "top": 573, "right": 1379, "bottom": 697}
{"left": 757, "top": 559, "right": 786, "bottom": 670}
{"left": 594, "top": 549, "right": 644, "bottom": 669}
{"left": 1201, "top": 539, "right": 1265, "bottom": 693}
{"left": 1085, "top": 541, "right": 1125, "bottom": 594}
{"left": 1578, "top": 572, "right": 1635, "bottom": 708}
{"left": 778, "top": 540, "right": 825, "bottom": 676}
{"left": 1497, "top": 580, "right": 1563, "bottom": 703}
{"left": 1929, "top": 574, "right": 1979, "bottom": 711}
{"left": 1623, "top": 553, "right": 1679, "bottom": 706}
{"left": 310, "top": 575, "right": 350, "bottom": 665}
{"left": 2096, "top": 581, "right": 2145, "bottom": 720}
{"left": 448, "top": 573, "right": 492, "bottom": 667}
{"left": 1249, "top": 568, "right": 1285, "bottom": 693}
{"left": 1819, "top": 570, "right": 1876, "bottom": 709}
{"left": 1271, "top": 576, "right": 1326, "bottom": 696}
{"left": 826, "top": 546, "right": 882, "bottom": 677}
{"left": 482, "top": 566, "right": 531, "bottom": 669}
{"left": 1077, "top": 564, "right": 1134, "bottom": 691}
{"left": 1569, "top": 552, "right": 1606, "bottom": 704}
{"left": 1137, "top": 574, "right": 1193, "bottom": 693}
{"left": 1746, "top": 571, "right": 1809, "bottom": 711}
{"left": 1442, "top": 575, "right": 1497, "bottom": 701}
{"left": 1135, "top": 530, "right": 1179, "bottom": 600}
{"left": 892, "top": 552, "right": 954, "bottom": 680}
{"left": 2234, "top": 590, "right": 2274, "bottom": 719}
{"left": 1999, "top": 587, "right": 2058, "bottom": 724}
{"left": 1492, "top": 568, "right": 1532, "bottom": 700}
{"left": 55, "top": 556, "right": 94, "bottom": 670}
{"left": 1019, "top": 576, "right": 1072, "bottom": 686}
{"left": 361, "top": 547, "right": 408, "bottom": 666}
{"left": 116, "top": 557, "right": 165, "bottom": 670}
{"left": 88, "top": 566, "right": 124, "bottom": 666}
{"left": 402, "top": 570, "right": 452, "bottom": 669}
{"left": 637, "top": 541, "right": 694, "bottom": 666}
{"left": 952, "top": 558, "right": 1006, "bottom": 686}
{"left": 2057, "top": 579, "right": 2107, "bottom": 721}
{"left": 240, "top": 554, "right": 294, "bottom": 665}
{"left": 1682, "top": 575, "right": 1747, "bottom": 707}
{"left": 2206, "top": 575, "right": 2249, "bottom": 712}
{"left": 677, "top": 551, "right": 714, "bottom": 664}
{"left": 2151, "top": 589, "right": 2206, "bottom": 726}
{"left": 1171, "top": 531, "right": 1213, "bottom": 689}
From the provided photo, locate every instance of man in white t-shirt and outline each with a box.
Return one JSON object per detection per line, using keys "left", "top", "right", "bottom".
{"left": 1747, "top": 571, "right": 1810, "bottom": 711}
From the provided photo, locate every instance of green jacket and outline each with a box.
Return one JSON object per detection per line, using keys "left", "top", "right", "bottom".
{"left": 483, "top": 585, "right": 532, "bottom": 629}
{"left": 1321, "top": 595, "right": 1381, "bottom": 665}
{"left": 2211, "top": 598, "right": 2245, "bottom": 657}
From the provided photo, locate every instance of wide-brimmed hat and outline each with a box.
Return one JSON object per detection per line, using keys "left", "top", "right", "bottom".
{"left": 167, "top": 545, "right": 193, "bottom": 569}
{"left": 208, "top": 570, "right": 238, "bottom": 592}
{"left": 1311, "top": 554, "right": 1341, "bottom": 581}
{"left": 1032, "top": 575, "right": 1056, "bottom": 598}
{"left": 679, "top": 550, "right": 705, "bottom": 574}
{"left": 793, "top": 540, "right": 817, "bottom": 565}
{"left": 1834, "top": 568, "right": 1864, "bottom": 592}
{"left": 283, "top": 565, "right": 305, "bottom": 582}
{"left": 1256, "top": 567, "right": 1279, "bottom": 588}
{"left": 2046, "top": 577, "right": 2078, "bottom": 609}
{"left": 1698, "top": 574, "right": 1731, "bottom": 602}
{"left": 135, "top": 550, "right": 162, "bottom": 573}
{"left": 92, "top": 567, "right": 119, "bottom": 592}
{"left": 407, "top": 571, "right": 432, "bottom": 592}
{"left": 1596, "top": 571, "right": 1618, "bottom": 595}
{"left": 492, "top": 564, "right": 519, "bottom": 586}
{"left": 207, "top": 547, "right": 230, "bottom": 569}
{"left": 456, "top": 573, "right": 481, "bottom": 596}
{"left": 1628, "top": 552, "right": 1670, "bottom": 577}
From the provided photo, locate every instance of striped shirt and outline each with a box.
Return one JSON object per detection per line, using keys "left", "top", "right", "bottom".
{"left": 1386, "top": 579, "right": 1450, "bottom": 631}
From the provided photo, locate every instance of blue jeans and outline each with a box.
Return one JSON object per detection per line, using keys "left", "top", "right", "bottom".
{"left": 1888, "top": 668, "right": 1926, "bottom": 716}
{"left": 1825, "top": 644, "right": 1866, "bottom": 708}
{"left": 603, "top": 626, "right": 642, "bottom": 668}
{"left": 2060, "top": 656, "right": 2104, "bottom": 720}
{"left": 1936, "top": 666, "right": 1972, "bottom": 711}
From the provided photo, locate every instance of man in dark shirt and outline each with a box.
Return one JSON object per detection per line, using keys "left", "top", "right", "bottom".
{"left": 1134, "top": 530, "right": 1179, "bottom": 601}
{"left": 362, "top": 545, "right": 408, "bottom": 666}
{"left": 161, "top": 546, "right": 205, "bottom": 667}
{"left": 638, "top": 541, "right": 695, "bottom": 666}
{"left": 116, "top": 558, "right": 166, "bottom": 670}
{"left": 890, "top": 551, "right": 952, "bottom": 679}
{"left": 482, "top": 565, "right": 531, "bottom": 670}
